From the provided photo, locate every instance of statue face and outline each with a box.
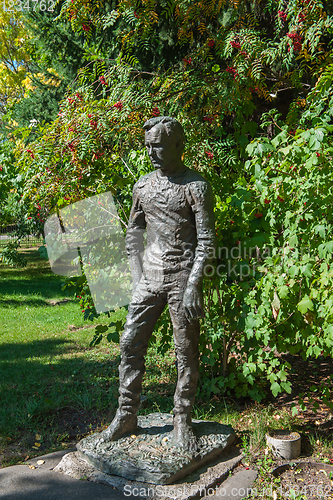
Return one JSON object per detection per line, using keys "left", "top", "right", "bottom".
{"left": 145, "top": 124, "right": 182, "bottom": 171}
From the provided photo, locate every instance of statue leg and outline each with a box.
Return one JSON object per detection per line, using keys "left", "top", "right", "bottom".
{"left": 167, "top": 275, "right": 200, "bottom": 450}
{"left": 100, "top": 279, "right": 167, "bottom": 442}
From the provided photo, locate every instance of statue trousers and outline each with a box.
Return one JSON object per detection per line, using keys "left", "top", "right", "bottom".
{"left": 118, "top": 270, "right": 200, "bottom": 418}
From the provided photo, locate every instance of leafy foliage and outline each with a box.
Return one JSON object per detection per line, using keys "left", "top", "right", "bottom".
{"left": 3, "top": 0, "right": 333, "bottom": 404}
{"left": 0, "top": 10, "right": 31, "bottom": 116}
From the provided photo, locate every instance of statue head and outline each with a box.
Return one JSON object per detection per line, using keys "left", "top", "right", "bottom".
{"left": 143, "top": 116, "right": 185, "bottom": 172}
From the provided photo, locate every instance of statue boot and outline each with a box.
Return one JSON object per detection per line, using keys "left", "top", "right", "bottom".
{"left": 99, "top": 408, "right": 137, "bottom": 443}
{"left": 171, "top": 413, "right": 198, "bottom": 452}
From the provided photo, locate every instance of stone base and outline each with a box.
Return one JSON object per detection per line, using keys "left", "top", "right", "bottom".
{"left": 54, "top": 447, "right": 242, "bottom": 500}
{"left": 75, "top": 413, "right": 235, "bottom": 484}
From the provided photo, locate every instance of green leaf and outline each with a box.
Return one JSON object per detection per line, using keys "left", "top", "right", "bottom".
{"left": 288, "top": 265, "right": 298, "bottom": 277}
{"left": 280, "top": 381, "right": 292, "bottom": 393}
{"left": 300, "top": 263, "right": 312, "bottom": 277}
{"left": 278, "top": 285, "right": 289, "bottom": 298}
{"left": 107, "top": 331, "right": 120, "bottom": 343}
{"left": 90, "top": 333, "right": 103, "bottom": 347}
{"left": 245, "top": 314, "right": 256, "bottom": 329}
{"left": 297, "top": 296, "right": 314, "bottom": 314}
{"left": 95, "top": 324, "right": 108, "bottom": 334}
{"left": 271, "top": 381, "right": 281, "bottom": 397}
{"left": 314, "top": 224, "right": 326, "bottom": 238}
{"left": 277, "top": 369, "right": 287, "bottom": 382}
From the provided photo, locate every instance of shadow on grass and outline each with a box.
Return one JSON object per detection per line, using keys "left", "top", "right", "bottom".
{"left": 0, "top": 296, "right": 76, "bottom": 308}
{"left": 0, "top": 248, "right": 71, "bottom": 303}
{"left": 0, "top": 336, "right": 179, "bottom": 439}
{"left": 0, "top": 337, "right": 121, "bottom": 434}
{"left": 0, "top": 338, "right": 72, "bottom": 361}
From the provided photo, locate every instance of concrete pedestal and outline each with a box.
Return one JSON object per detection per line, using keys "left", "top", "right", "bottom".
{"left": 76, "top": 413, "right": 235, "bottom": 484}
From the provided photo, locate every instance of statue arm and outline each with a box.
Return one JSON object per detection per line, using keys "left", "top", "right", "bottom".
{"left": 183, "top": 181, "right": 216, "bottom": 318}
{"left": 125, "top": 183, "right": 146, "bottom": 290}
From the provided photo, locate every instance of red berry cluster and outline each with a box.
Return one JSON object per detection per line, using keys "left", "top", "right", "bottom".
{"left": 36, "top": 204, "right": 45, "bottom": 224}
{"left": 230, "top": 40, "right": 241, "bottom": 49}
{"left": 277, "top": 195, "right": 284, "bottom": 202}
{"left": 26, "top": 148, "right": 35, "bottom": 159}
{"left": 254, "top": 213, "right": 263, "bottom": 218}
{"left": 99, "top": 76, "right": 107, "bottom": 85}
{"left": 205, "top": 150, "right": 214, "bottom": 159}
{"left": 203, "top": 115, "right": 214, "bottom": 123}
{"left": 208, "top": 39, "right": 215, "bottom": 48}
{"left": 226, "top": 66, "right": 239, "bottom": 79}
{"left": 152, "top": 106, "right": 160, "bottom": 117}
{"left": 68, "top": 143, "right": 75, "bottom": 152}
{"left": 113, "top": 101, "right": 123, "bottom": 111}
{"left": 183, "top": 57, "right": 192, "bottom": 64}
{"left": 82, "top": 24, "right": 90, "bottom": 32}
{"left": 298, "top": 12, "right": 306, "bottom": 23}
{"left": 95, "top": 150, "right": 104, "bottom": 159}
{"left": 278, "top": 10, "right": 287, "bottom": 22}
{"left": 287, "top": 32, "right": 302, "bottom": 52}
{"left": 90, "top": 120, "right": 98, "bottom": 129}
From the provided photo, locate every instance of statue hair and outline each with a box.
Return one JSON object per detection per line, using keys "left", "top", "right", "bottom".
{"left": 143, "top": 116, "right": 185, "bottom": 151}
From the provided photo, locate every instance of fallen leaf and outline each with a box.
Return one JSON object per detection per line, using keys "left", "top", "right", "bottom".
{"left": 28, "top": 465, "right": 36, "bottom": 469}
{"left": 35, "top": 434, "right": 41, "bottom": 441}
{"left": 130, "top": 435, "right": 136, "bottom": 439}
{"left": 36, "top": 460, "right": 45, "bottom": 465}
{"left": 34, "top": 442, "right": 41, "bottom": 447}
{"left": 271, "top": 291, "right": 280, "bottom": 320}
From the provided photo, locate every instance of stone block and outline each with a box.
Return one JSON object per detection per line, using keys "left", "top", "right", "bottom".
{"left": 76, "top": 413, "right": 235, "bottom": 484}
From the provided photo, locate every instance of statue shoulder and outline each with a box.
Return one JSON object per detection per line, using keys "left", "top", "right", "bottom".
{"left": 185, "top": 169, "right": 213, "bottom": 193}
{"left": 133, "top": 171, "right": 156, "bottom": 192}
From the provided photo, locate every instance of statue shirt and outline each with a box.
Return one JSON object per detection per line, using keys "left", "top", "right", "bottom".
{"left": 125, "top": 167, "right": 215, "bottom": 285}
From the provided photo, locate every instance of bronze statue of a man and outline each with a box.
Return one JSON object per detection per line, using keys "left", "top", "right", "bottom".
{"left": 101, "top": 116, "right": 215, "bottom": 449}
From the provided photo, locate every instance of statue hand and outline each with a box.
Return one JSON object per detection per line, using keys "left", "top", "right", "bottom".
{"left": 183, "top": 284, "right": 204, "bottom": 320}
